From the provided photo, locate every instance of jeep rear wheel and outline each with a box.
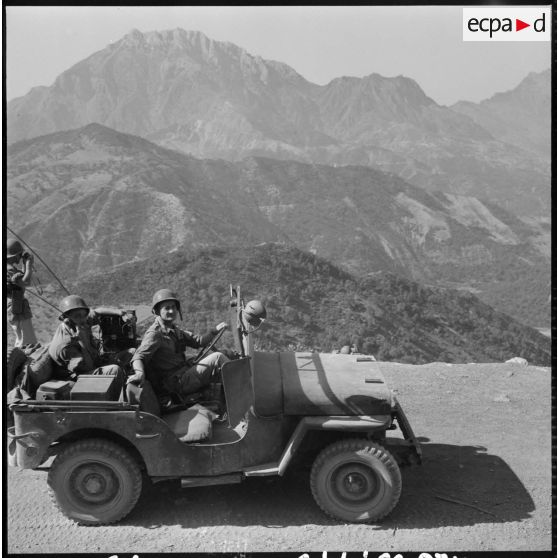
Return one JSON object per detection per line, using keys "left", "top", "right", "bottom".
{"left": 48, "top": 439, "right": 142, "bottom": 525}
{"left": 310, "top": 439, "right": 402, "bottom": 523}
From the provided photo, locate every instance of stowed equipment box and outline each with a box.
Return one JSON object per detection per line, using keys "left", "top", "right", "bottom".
{"left": 70, "top": 375, "right": 122, "bottom": 401}
{"left": 36, "top": 380, "right": 74, "bottom": 401}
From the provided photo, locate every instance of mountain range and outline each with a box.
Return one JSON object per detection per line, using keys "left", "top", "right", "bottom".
{"left": 7, "top": 123, "right": 550, "bottom": 328}
{"left": 7, "top": 28, "right": 551, "bottom": 218}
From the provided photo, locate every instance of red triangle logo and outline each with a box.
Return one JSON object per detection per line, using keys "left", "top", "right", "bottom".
{"left": 516, "top": 19, "right": 530, "bottom": 31}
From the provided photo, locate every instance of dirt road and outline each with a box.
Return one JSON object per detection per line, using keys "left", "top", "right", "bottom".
{"left": 7, "top": 362, "right": 553, "bottom": 554}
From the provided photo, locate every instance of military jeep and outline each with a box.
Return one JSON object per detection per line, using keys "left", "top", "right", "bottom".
{"left": 7, "top": 286, "right": 421, "bottom": 525}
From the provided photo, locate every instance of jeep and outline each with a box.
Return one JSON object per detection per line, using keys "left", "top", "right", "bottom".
{"left": 7, "top": 286, "right": 421, "bottom": 525}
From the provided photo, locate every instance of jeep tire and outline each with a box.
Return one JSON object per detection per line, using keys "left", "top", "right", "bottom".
{"left": 48, "top": 438, "right": 142, "bottom": 525}
{"left": 310, "top": 438, "right": 402, "bottom": 523}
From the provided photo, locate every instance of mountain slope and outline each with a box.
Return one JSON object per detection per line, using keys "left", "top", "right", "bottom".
{"left": 451, "top": 70, "right": 551, "bottom": 160}
{"left": 7, "top": 124, "right": 287, "bottom": 277}
{"left": 68, "top": 243, "right": 551, "bottom": 366}
{"left": 312, "top": 73, "right": 550, "bottom": 217}
{"left": 7, "top": 29, "right": 326, "bottom": 158}
{"left": 7, "top": 28, "right": 551, "bottom": 217}
{"left": 7, "top": 124, "right": 550, "bottom": 327}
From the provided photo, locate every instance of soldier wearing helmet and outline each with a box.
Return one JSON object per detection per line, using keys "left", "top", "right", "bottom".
{"left": 47, "top": 294, "right": 135, "bottom": 388}
{"left": 128, "top": 289, "right": 229, "bottom": 405}
{"left": 6, "top": 238, "right": 37, "bottom": 347}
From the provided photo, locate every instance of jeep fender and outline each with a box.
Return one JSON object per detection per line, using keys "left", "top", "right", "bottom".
{"left": 244, "top": 414, "right": 391, "bottom": 477}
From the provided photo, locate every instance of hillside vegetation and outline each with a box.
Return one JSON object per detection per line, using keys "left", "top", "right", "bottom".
{"left": 7, "top": 124, "right": 550, "bottom": 328}
{"left": 68, "top": 243, "right": 550, "bottom": 366}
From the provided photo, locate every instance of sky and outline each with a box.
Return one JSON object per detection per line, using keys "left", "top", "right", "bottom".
{"left": 4, "top": 5, "right": 552, "bottom": 106}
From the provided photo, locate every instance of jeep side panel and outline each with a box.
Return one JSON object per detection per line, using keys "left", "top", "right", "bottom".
{"left": 10, "top": 358, "right": 288, "bottom": 477}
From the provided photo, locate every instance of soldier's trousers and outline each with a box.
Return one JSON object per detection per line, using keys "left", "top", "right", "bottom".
{"left": 10, "top": 317, "right": 37, "bottom": 348}
{"left": 164, "top": 352, "right": 229, "bottom": 397}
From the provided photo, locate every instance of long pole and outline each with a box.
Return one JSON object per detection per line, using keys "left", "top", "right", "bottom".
{"left": 25, "top": 289, "right": 63, "bottom": 314}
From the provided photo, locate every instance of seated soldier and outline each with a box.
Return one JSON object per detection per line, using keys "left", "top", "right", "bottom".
{"left": 127, "top": 289, "right": 228, "bottom": 406}
{"left": 48, "top": 295, "right": 135, "bottom": 390}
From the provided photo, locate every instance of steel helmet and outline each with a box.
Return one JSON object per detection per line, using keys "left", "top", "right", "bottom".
{"left": 59, "top": 295, "right": 90, "bottom": 316}
{"left": 7, "top": 239, "right": 23, "bottom": 258}
{"left": 152, "top": 289, "right": 181, "bottom": 314}
{"left": 242, "top": 299, "right": 267, "bottom": 327}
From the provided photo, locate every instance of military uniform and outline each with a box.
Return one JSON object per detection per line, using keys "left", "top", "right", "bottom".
{"left": 131, "top": 316, "right": 228, "bottom": 397}
{"left": 7, "top": 264, "right": 36, "bottom": 347}
{"left": 48, "top": 309, "right": 127, "bottom": 388}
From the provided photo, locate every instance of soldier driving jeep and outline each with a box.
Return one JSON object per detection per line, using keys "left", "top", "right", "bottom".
{"left": 128, "top": 288, "right": 229, "bottom": 411}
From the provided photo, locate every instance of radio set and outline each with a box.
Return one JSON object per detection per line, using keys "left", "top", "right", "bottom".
{"left": 97, "top": 310, "right": 138, "bottom": 354}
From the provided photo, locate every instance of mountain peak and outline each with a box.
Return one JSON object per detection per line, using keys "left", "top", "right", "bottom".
{"left": 450, "top": 67, "right": 550, "bottom": 160}
{"left": 370, "top": 73, "right": 436, "bottom": 103}
{"left": 116, "top": 27, "right": 239, "bottom": 57}
{"left": 328, "top": 72, "right": 436, "bottom": 108}
{"left": 515, "top": 68, "right": 550, "bottom": 91}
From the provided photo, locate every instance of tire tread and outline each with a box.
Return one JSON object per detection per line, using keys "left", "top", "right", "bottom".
{"left": 48, "top": 438, "right": 142, "bottom": 525}
{"left": 310, "top": 438, "right": 402, "bottom": 523}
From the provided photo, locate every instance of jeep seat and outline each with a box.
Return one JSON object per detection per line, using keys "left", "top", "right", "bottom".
{"left": 126, "top": 380, "right": 162, "bottom": 416}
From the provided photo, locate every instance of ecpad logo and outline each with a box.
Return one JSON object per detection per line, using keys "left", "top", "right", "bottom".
{"left": 463, "top": 7, "right": 550, "bottom": 41}
{"left": 468, "top": 14, "right": 544, "bottom": 37}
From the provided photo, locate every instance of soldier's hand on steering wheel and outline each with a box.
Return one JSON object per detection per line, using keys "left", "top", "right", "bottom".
{"left": 193, "top": 324, "right": 228, "bottom": 364}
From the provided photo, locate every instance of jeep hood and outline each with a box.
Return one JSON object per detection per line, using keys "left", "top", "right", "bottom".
{"left": 252, "top": 351, "right": 393, "bottom": 417}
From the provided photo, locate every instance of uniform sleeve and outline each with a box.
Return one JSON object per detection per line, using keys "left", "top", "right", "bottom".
{"left": 182, "top": 328, "right": 217, "bottom": 349}
{"left": 59, "top": 345, "right": 90, "bottom": 375}
{"left": 8, "top": 271, "right": 24, "bottom": 287}
{"left": 131, "top": 330, "right": 162, "bottom": 365}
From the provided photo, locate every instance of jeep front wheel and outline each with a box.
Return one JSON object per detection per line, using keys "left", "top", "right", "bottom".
{"left": 310, "top": 438, "right": 402, "bottom": 523}
{"left": 48, "top": 438, "right": 142, "bottom": 525}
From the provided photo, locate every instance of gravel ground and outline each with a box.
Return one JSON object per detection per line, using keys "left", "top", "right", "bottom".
{"left": 6, "top": 362, "right": 553, "bottom": 554}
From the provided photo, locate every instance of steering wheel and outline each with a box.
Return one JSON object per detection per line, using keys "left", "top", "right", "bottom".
{"left": 192, "top": 328, "right": 226, "bottom": 365}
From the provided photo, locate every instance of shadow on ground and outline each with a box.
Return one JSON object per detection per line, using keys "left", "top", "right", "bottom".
{"left": 117, "top": 440, "right": 534, "bottom": 529}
